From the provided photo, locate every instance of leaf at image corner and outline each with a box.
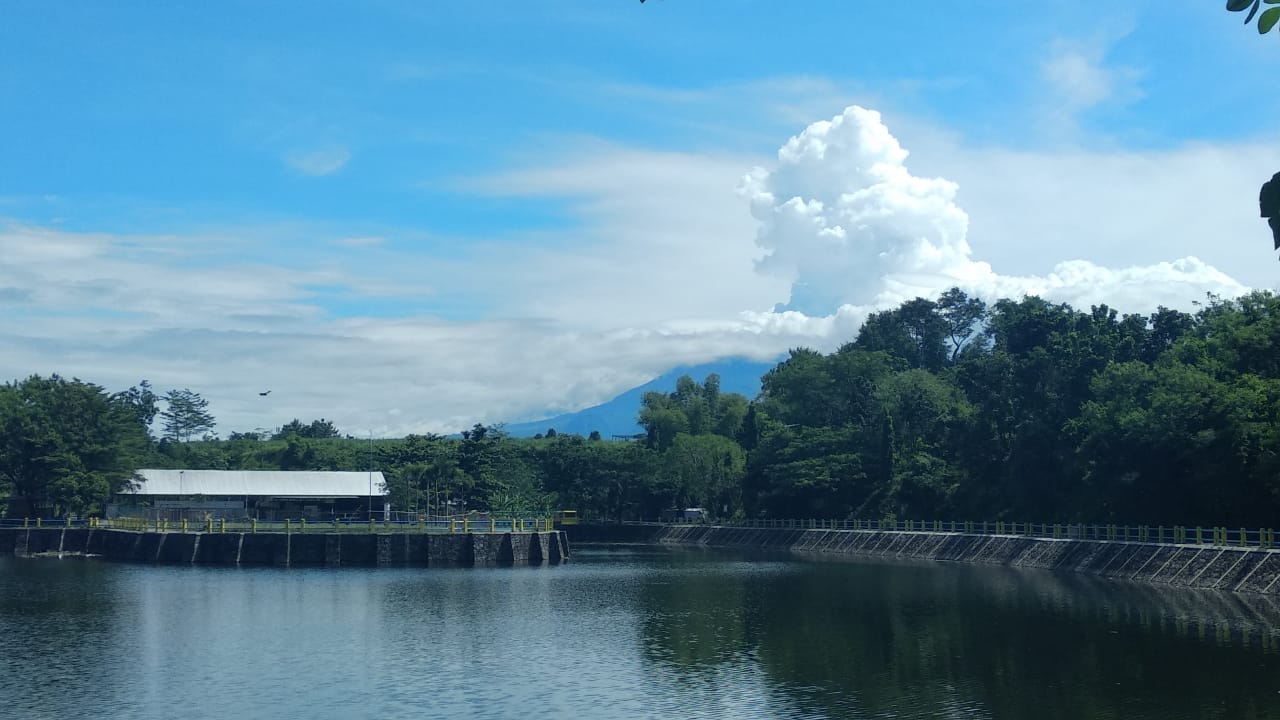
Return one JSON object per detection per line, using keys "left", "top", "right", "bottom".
{"left": 1259, "top": 6, "right": 1280, "bottom": 32}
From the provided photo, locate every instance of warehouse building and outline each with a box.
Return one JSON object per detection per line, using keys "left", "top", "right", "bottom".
{"left": 109, "top": 469, "right": 390, "bottom": 522}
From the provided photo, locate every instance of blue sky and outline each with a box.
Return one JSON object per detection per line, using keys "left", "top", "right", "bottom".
{"left": 1, "top": 1, "right": 1278, "bottom": 435}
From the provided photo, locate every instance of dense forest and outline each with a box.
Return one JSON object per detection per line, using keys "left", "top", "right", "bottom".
{"left": 4, "top": 289, "right": 1280, "bottom": 526}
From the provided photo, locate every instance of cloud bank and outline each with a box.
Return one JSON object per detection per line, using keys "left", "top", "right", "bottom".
{"left": 0, "top": 106, "right": 1257, "bottom": 436}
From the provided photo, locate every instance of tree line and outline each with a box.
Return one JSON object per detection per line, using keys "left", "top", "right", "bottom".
{"left": 4, "top": 289, "right": 1280, "bottom": 525}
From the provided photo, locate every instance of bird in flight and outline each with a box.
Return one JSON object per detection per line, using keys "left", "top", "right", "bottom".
{"left": 259, "top": 390, "right": 271, "bottom": 396}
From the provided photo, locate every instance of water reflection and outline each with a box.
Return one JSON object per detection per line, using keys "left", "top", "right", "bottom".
{"left": 629, "top": 549, "right": 1280, "bottom": 720}
{"left": 2, "top": 549, "right": 1279, "bottom": 719}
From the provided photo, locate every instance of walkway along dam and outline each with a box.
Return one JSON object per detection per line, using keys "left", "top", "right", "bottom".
{"left": 0, "top": 524, "right": 568, "bottom": 568}
{"left": 567, "top": 522, "right": 1280, "bottom": 595}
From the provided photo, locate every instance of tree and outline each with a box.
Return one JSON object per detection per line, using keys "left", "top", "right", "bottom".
{"left": 936, "top": 288, "right": 988, "bottom": 362}
{"left": 639, "top": 373, "right": 752, "bottom": 449}
{"left": 0, "top": 375, "right": 148, "bottom": 516}
{"left": 663, "top": 433, "right": 746, "bottom": 517}
{"left": 273, "top": 417, "right": 341, "bottom": 440}
{"left": 639, "top": 390, "right": 691, "bottom": 450}
{"left": 115, "top": 380, "right": 159, "bottom": 436}
{"left": 458, "top": 424, "right": 503, "bottom": 510}
{"left": 160, "top": 389, "right": 216, "bottom": 442}
{"left": 855, "top": 298, "right": 948, "bottom": 371}
{"left": 873, "top": 369, "right": 972, "bottom": 518}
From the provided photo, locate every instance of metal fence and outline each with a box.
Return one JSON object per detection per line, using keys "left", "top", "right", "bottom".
{"left": 695, "top": 518, "right": 1280, "bottom": 549}
{"left": 3, "top": 515, "right": 1276, "bottom": 547}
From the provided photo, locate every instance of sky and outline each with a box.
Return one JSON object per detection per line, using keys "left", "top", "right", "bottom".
{"left": 2, "top": 1, "right": 1278, "bottom": 437}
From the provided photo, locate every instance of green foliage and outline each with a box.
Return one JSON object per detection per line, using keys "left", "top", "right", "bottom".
{"left": 663, "top": 433, "right": 746, "bottom": 515}
{"left": 855, "top": 298, "right": 948, "bottom": 371}
{"left": 639, "top": 373, "right": 751, "bottom": 450}
{"left": 1227, "top": 0, "right": 1280, "bottom": 36}
{"left": 273, "top": 418, "right": 341, "bottom": 440}
{"left": 115, "top": 380, "right": 159, "bottom": 435}
{"left": 0, "top": 375, "right": 149, "bottom": 516}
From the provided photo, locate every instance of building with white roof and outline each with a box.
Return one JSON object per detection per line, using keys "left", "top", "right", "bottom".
{"left": 111, "top": 469, "right": 389, "bottom": 521}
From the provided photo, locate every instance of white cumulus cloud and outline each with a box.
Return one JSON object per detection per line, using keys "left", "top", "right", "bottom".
{"left": 739, "top": 105, "right": 1248, "bottom": 323}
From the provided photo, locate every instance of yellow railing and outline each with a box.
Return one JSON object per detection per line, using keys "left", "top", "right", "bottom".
{"left": 89, "top": 517, "right": 557, "bottom": 535}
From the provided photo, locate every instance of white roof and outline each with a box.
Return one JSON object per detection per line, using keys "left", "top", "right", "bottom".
{"left": 127, "top": 470, "right": 387, "bottom": 498}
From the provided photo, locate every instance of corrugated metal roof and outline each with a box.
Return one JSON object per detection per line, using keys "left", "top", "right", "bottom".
{"left": 126, "top": 470, "right": 387, "bottom": 498}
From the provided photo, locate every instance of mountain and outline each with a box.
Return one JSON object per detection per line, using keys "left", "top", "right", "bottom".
{"left": 500, "top": 357, "right": 778, "bottom": 438}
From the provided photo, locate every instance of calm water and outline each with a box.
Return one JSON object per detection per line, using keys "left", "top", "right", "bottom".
{"left": 2, "top": 547, "right": 1280, "bottom": 720}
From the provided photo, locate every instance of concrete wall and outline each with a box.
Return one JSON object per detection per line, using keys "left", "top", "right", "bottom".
{"left": 0, "top": 528, "right": 568, "bottom": 568}
{"left": 567, "top": 524, "right": 1280, "bottom": 595}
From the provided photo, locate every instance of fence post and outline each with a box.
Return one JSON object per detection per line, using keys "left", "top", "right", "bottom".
{"left": 464, "top": 518, "right": 471, "bottom": 533}
{"left": 285, "top": 518, "right": 291, "bottom": 534}
{"left": 252, "top": 518, "right": 257, "bottom": 534}
{"left": 300, "top": 518, "right": 306, "bottom": 534}
{"left": 183, "top": 518, "right": 189, "bottom": 534}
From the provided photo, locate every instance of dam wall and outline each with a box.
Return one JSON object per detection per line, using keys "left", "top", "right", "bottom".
{"left": 567, "top": 524, "right": 1280, "bottom": 595}
{"left": 0, "top": 527, "right": 568, "bottom": 568}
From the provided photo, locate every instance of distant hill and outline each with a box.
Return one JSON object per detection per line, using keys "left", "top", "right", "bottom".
{"left": 500, "top": 357, "right": 777, "bottom": 439}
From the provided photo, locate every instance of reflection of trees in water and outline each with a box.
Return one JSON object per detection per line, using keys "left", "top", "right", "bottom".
{"left": 0, "top": 559, "right": 128, "bottom": 711}
{"left": 636, "top": 553, "right": 1280, "bottom": 720}
{"left": 635, "top": 549, "right": 758, "bottom": 670}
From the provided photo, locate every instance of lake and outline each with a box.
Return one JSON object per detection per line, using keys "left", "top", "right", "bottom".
{"left": 2, "top": 546, "right": 1279, "bottom": 719}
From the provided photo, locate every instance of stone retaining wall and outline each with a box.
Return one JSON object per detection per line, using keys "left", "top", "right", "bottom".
{"left": 0, "top": 527, "right": 568, "bottom": 568}
{"left": 568, "top": 524, "right": 1280, "bottom": 595}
